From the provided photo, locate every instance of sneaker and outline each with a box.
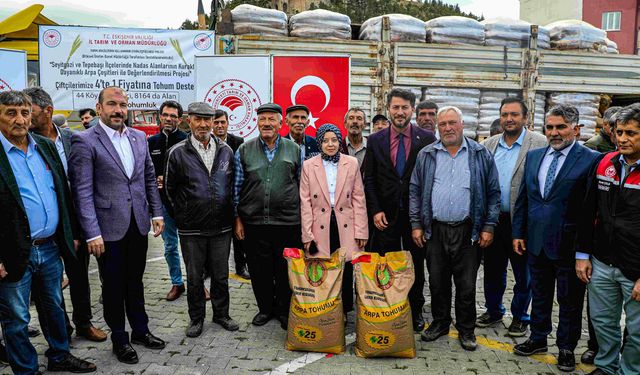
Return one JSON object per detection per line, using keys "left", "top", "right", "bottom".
{"left": 507, "top": 318, "right": 528, "bottom": 337}
{"left": 47, "top": 353, "right": 96, "bottom": 373}
{"left": 459, "top": 333, "right": 477, "bottom": 351}
{"left": 213, "top": 317, "right": 239, "bottom": 331}
{"left": 513, "top": 338, "right": 548, "bottom": 356}
{"left": 186, "top": 320, "right": 203, "bottom": 338}
{"left": 557, "top": 349, "right": 576, "bottom": 372}
{"left": 475, "top": 312, "right": 503, "bottom": 328}
{"left": 420, "top": 323, "right": 450, "bottom": 342}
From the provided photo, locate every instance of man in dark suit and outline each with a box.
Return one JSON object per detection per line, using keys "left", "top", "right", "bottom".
{"left": 283, "top": 104, "right": 319, "bottom": 161}
{"left": 212, "top": 109, "right": 250, "bottom": 280}
{"left": 512, "top": 104, "right": 601, "bottom": 372}
{"left": 0, "top": 90, "right": 96, "bottom": 374}
{"left": 148, "top": 100, "right": 189, "bottom": 301}
{"left": 68, "top": 87, "right": 165, "bottom": 365}
{"left": 24, "top": 87, "right": 107, "bottom": 343}
{"left": 363, "top": 88, "right": 436, "bottom": 332}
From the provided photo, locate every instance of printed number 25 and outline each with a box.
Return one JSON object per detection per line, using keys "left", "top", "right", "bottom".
{"left": 305, "top": 330, "right": 316, "bottom": 339}
{"left": 377, "top": 336, "right": 389, "bottom": 344}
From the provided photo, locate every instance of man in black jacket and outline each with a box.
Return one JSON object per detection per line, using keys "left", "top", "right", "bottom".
{"left": 164, "top": 102, "right": 239, "bottom": 338}
{"left": 212, "top": 109, "right": 249, "bottom": 280}
{"left": 0, "top": 90, "right": 96, "bottom": 373}
{"left": 363, "top": 88, "right": 437, "bottom": 332}
{"left": 284, "top": 104, "right": 319, "bottom": 161}
{"left": 148, "top": 100, "right": 189, "bottom": 301}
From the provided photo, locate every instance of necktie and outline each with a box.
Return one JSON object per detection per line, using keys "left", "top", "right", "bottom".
{"left": 396, "top": 133, "right": 406, "bottom": 176}
{"left": 543, "top": 151, "right": 562, "bottom": 198}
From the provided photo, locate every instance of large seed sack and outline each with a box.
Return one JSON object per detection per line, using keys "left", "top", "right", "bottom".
{"left": 359, "top": 14, "right": 426, "bottom": 42}
{"left": 284, "top": 248, "right": 345, "bottom": 354}
{"left": 231, "top": 4, "right": 288, "bottom": 37}
{"left": 546, "top": 19, "right": 607, "bottom": 52}
{"left": 289, "top": 9, "right": 351, "bottom": 40}
{"left": 353, "top": 251, "right": 415, "bottom": 358}
{"left": 425, "top": 16, "right": 484, "bottom": 46}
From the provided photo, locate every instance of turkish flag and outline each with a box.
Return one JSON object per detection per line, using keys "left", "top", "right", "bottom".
{"left": 273, "top": 56, "right": 350, "bottom": 138}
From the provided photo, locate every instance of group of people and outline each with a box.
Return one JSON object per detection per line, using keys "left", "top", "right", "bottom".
{"left": 0, "top": 84, "right": 637, "bottom": 375}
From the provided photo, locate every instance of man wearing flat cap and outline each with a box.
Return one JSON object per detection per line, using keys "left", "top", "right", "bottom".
{"left": 233, "top": 103, "right": 302, "bottom": 330}
{"left": 284, "top": 104, "right": 319, "bottom": 161}
{"left": 164, "top": 102, "right": 239, "bottom": 337}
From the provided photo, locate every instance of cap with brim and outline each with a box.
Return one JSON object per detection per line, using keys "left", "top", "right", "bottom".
{"left": 286, "top": 104, "right": 309, "bottom": 115}
{"left": 372, "top": 114, "right": 388, "bottom": 123}
{"left": 256, "top": 103, "right": 282, "bottom": 115}
{"left": 187, "top": 102, "right": 215, "bottom": 117}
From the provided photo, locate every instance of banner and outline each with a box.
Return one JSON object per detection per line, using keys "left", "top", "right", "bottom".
{"left": 273, "top": 56, "right": 350, "bottom": 138}
{"left": 39, "top": 26, "right": 215, "bottom": 110}
{"left": 195, "top": 55, "right": 270, "bottom": 140}
{"left": 0, "top": 49, "right": 28, "bottom": 92}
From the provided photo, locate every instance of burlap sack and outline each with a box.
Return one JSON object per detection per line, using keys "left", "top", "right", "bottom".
{"left": 353, "top": 251, "right": 416, "bottom": 358}
{"left": 284, "top": 248, "right": 345, "bottom": 354}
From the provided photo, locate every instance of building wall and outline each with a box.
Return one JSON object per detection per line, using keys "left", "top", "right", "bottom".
{"left": 582, "top": 0, "right": 638, "bottom": 54}
{"left": 520, "top": 0, "right": 583, "bottom": 26}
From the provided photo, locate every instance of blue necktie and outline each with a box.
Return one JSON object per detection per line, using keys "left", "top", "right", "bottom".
{"left": 543, "top": 151, "right": 562, "bottom": 198}
{"left": 396, "top": 133, "right": 406, "bottom": 176}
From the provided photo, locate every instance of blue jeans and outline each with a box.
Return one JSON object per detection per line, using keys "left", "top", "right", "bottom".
{"left": 0, "top": 241, "right": 69, "bottom": 374}
{"left": 589, "top": 258, "right": 640, "bottom": 375}
{"left": 162, "top": 206, "right": 183, "bottom": 286}
{"left": 483, "top": 214, "right": 531, "bottom": 321}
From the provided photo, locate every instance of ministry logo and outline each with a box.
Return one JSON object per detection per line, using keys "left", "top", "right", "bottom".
{"left": 193, "top": 33, "right": 212, "bottom": 51}
{"left": 204, "top": 79, "right": 261, "bottom": 138}
{"left": 43, "top": 29, "right": 62, "bottom": 48}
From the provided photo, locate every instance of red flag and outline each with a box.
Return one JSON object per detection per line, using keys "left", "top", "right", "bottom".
{"left": 273, "top": 56, "right": 350, "bottom": 138}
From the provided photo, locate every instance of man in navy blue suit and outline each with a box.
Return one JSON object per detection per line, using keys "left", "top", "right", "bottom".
{"left": 511, "top": 104, "right": 600, "bottom": 372}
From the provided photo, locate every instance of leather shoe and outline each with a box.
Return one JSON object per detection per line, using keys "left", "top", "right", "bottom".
{"left": 76, "top": 326, "right": 107, "bottom": 342}
{"left": 459, "top": 332, "right": 477, "bottom": 351}
{"left": 113, "top": 343, "right": 138, "bottom": 364}
{"left": 557, "top": 349, "right": 576, "bottom": 372}
{"left": 413, "top": 315, "right": 425, "bottom": 332}
{"left": 277, "top": 315, "right": 288, "bottom": 330}
{"left": 48, "top": 353, "right": 96, "bottom": 373}
{"left": 204, "top": 287, "right": 211, "bottom": 301}
{"left": 421, "top": 324, "right": 450, "bottom": 342}
{"left": 166, "top": 284, "right": 185, "bottom": 301}
{"left": 213, "top": 316, "right": 240, "bottom": 331}
{"left": 513, "top": 339, "right": 548, "bottom": 356}
{"left": 186, "top": 320, "right": 203, "bottom": 338}
{"left": 236, "top": 266, "right": 251, "bottom": 279}
{"left": 588, "top": 369, "right": 607, "bottom": 375}
{"left": 581, "top": 348, "right": 596, "bottom": 364}
{"left": 131, "top": 332, "right": 165, "bottom": 350}
{"left": 252, "top": 313, "right": 273, "bottom": 326}
{"left": 28, "top": 325, "right": 40, "bottom": 338}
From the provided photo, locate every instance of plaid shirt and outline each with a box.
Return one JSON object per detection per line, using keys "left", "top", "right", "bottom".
{"left": 191, "top": 135, "right": 216, "bottom": 173}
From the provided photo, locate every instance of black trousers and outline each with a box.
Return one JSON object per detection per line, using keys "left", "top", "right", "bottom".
{"left": 243, "top": 224, "right": 299, "bottom": 317}
{"left": 233, "top": 237, "right": 247, "bottom": 271}
{"left": 370, "top": 209, "right": 425, "bottom": 321}
{"left": 99, "top": 219, "right": 150, "bottom": 345}
{"left": 329, "top": 210, "right": 354, "bottom": 314}
{"left": 528, "top": 251, "right": 585, "bottom": 351}
{"left": 180, "top": 233, "right": 232, "bottom": 322}
{"left": 425, "top": 220, "right": 480, "bottom": 335}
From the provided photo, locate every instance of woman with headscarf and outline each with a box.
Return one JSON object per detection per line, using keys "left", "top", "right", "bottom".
{"left": 299, "top": 123, "right": 368, "bottom": 315}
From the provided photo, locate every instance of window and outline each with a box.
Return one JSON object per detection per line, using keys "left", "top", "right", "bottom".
{"left": 602, "top": 11, "right": 621, "bottom": 31}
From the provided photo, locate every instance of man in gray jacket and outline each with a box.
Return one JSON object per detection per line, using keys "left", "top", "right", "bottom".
{"left": 409, "top": 105, "right": 500, "bottom": 351}
{"left": 478, "top": 98, "right": 547, "bottom": 337}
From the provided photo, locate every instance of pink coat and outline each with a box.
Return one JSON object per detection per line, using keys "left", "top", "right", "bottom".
{"left": 300, "top": 154, "right": 368, "bottom": 261}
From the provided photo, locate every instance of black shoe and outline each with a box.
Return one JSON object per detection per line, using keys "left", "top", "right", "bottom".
{"left": 251, "top": 313, "right": 272, "bottom": 326}
{"left": 581, "top": 349, "right": 597, "bottom": 364}
{"left": 557, "top": 349, "right": 576, "bottom": 372}
{"left": 0, "top": 342, "right": 8, "bottom": 365}
{"left": 413, "top": 315, "right": 425, "bottom": 333}
{"left": 459, "top": 332, "right": 477, "bottom": 351}
{"left": 513, "top": 339, "right": 548, "bottom": 356}
{"left": 47, "top": 353, "right": 97, "bottom": 373}
{"left": 420, "top": 323, "right": 450, "bottom": 342}
{"left": 131, "top": 332, "right": 165, "bottom": 350}
{"left": 507, "top": 318, "right": 528, "bottom": 337}
{"left": 185, "top": 320, "right": 203, "bottom": 338}
{"left": 236, "top": 266, "right": 251, "bottom": 280}
{"left": 587, "top": 369, "right": 607, "bottom": 375}
{"left": 28, "top": 326, "right": 40, "bottom": 338}
{"left": 277, "top": 315, "right": 288, "bottom": 330}
{"left": 113, "top": 343, "right": 138, "bottom": 364}
{"left": 213, "top": 317, "right": 239, "bottom": 332}
{"left": 476, "top": 312, "right": 503, "bottom": 328}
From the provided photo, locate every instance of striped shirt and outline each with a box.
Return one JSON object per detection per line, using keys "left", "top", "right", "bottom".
{"left": 431, "top": 138, "right": 471, "bottom": 222}
{"left": 191, "top": 135, "right": 216, "bottom": 173}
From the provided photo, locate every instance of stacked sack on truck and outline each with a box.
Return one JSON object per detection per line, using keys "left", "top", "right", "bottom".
{"left": 605, "top": 38, "right": 619, "bottom": 54}
{"left": 546, "top": 19, "right": 607, "bottom": 52}
{"left": 353, "top": 251, "right": 415, "bottom": 358}
{"left": 359, "top": 14, "right": 425, "bottom": 42}
{"left": 532, "top": 93, "right": 546, "bottom": 134}
{"left": 477, "top": 91, "right": 519, "bottom": 138}
{"left": 290, "top": 9, "right": 351, "bottom": 40}
{"left": 424, "top": 87, "right": 480, "bottom": 139}
{"left": 425, "top": 16, "right": 484, "bottom": 45}
{"left": 547, "top": 92, "right": 601, "bottom": 140}
{"left": 231, "top": 4, "right": 288, "bottom": 37}
{"left": 482, "top": 17, "right": 550, "bottom": 49}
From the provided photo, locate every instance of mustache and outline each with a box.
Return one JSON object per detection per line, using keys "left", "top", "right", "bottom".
{"left": 110, "top": 113, "right": 124, "bottom": 119}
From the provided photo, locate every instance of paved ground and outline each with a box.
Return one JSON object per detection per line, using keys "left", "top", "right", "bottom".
{"left": 1, "top": 235, "right": 597, "bottom": 374}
